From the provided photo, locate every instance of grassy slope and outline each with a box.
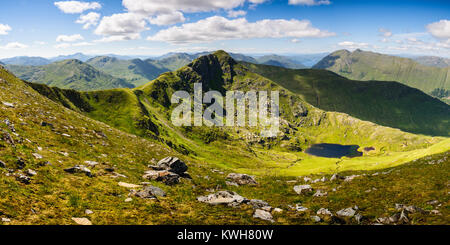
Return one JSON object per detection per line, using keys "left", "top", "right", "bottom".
{"left": 0, "top": 59, "right": 449, "bottom": 225}
{"left": 313, "top": 49, "right": 450, "bottom": 95}
{"left": 86, "top": 57, "right": 170, "bottom": 87}
{"left": 28, "top": 51, "right": 449, "bottom": 177}
{"left": 244, "top": 62, "right": 450, "bottom": 137}
{"left": 6, "top": 59, "right": 134, "bottom": 91}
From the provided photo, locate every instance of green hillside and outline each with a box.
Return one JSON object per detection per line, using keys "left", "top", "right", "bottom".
{"left": 245, "top": 62, "right": 450, "bottom": 136}
{"left": 1, "top": 52, "right": 449, "bottom": 225}
{"left": 86, "top": 56, "right": 170, "bottom": 87}
{"left": 6, "top": 59, "right": 134, "bottom": 91}
{"left": 29, "top": 51, "right": 448, "bottom": 171}
{"left": 313, "top": 49, "right": 450, "bottom": 98}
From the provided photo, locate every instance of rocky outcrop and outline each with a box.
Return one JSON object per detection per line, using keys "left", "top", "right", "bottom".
{"left": 226, "top": 173, "right": 257, "bottom": 186}
{"left": 197, "top": 191, "right": 248, "bottom": 207}
{"left": 144, "top": 156, "right": 189, "bottom": 185}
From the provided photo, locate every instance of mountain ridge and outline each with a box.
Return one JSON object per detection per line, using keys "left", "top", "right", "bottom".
{"left": 313, "top": 49, "right": 450, "bottom": 101}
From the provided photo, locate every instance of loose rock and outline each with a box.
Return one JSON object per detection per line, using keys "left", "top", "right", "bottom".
{"left": 64, "top": 165, "right": 92, "bottom": 177}
{"left": 249, "top": 199, "right": 270, "bottom": 209}
{"left": 118, "top": 182, "right": 142, "bottom": 188}
{"left": 226, "top": 173, "right": 257, "bottom": 186}
{"left": 150, "top": 156, "right": 188, "bottom": 175}
{"left": 143, "top": 170, "right": 180, "bottom": 185}
{"left": 197, "top": 191, "right": 248, "bottom": 206}
{"left": 71, "top": 217, "right": 92, "bottom": 226}
{"left": 293, "top": 185, "right": 313, "bottom": 195}
{"left": 253, "top": 209, "right": 273, "bottom": 222}
{"left": 16, "top": 174, "right": 31, "bottom": 184}
{"left": 317, "top": 208, "right": 332, "bottom": 216}
{"left": 26, "top": 169, "right": 37, "bottom": 176}
{"left": 336, "top": 207, "right": 356, "bottom": 217}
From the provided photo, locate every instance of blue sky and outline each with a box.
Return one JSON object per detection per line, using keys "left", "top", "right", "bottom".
{"left": 0, "top": 0, "right": 449, "bottom": 58}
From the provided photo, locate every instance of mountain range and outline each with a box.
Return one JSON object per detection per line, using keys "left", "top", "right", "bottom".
{"left": 314, "top": 49, "right": 450, "bottom": 103}
{"left": 414, "top": 56, "right": 450, "bottom": 68}
{"left": 6, "top": 59, "right": 133, "bottom": 91}
{"left": 0, "top": 51, "right": 449, "bottom": 225}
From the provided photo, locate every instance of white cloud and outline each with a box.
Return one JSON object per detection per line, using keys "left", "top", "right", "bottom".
{"left": 0, "top": 42, "right": 28, "bottom": 50}
{"left": 227, "top": 10, "right": 247, "bottom": 18}
{"left": 123, "top": 0, "right": 249, "bottom": 15}
{"left": 76, "top": 12, "right": 100, "bottom": 29}
{"left": 95, "top": 13, "right": 148, "bottom": 41}
{"left": 338, "top": 41, "right": 370, "bottom": 49}
{"left": 148, "top": 11, "right": 186, "bottom": 26}
{"left": 291, "top": 38, "right": 301, "bottom": 43}
{"left": 55, "top": 41, "right": 93, "bottom": 49}
{"left": 54, "top": 1, "right": 101, "bottom": 14}
{"left": 0, "top": 24, "right": 12, "bottom": 35}
{"left": 147, "top": 16, "right": 335, "bottom": 44}
{"left": 94, "top": 33, "right": 141, "bottom": 43}
{"left": 426, "top": 19, "right": 450, "bottom": 40}
{"left": 56, "top": 34, "right": 84, "bottom": 42}
{"left": 379, "top": 28, "right": 392, "bottom": 37}
{"left": 288, "top": 0, "right": 331, "bottom": 6}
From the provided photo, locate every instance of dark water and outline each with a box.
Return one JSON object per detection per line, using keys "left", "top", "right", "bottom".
{"left": 306, "top": 143, "right": 363, "bottom": 158}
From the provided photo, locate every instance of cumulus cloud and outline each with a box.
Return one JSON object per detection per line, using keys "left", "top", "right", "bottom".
{"left": 148, "top": 11, "right": 186, "bottom": 26}
{"left": 426, "top": 19, "right": 450, "bottom": 40}
{"left": 54, "top": 1, "right": 101, "bottom": 14}
{"left": 227, "top": 10, "right": 247, "bottom": 18}
{"left": 288, "top": 0, "right": 331, "bottom": 6}
{"left": 76, "top": 12, "right": 100, "bottom": 29}
{"left": 379, "top": 28, "right": 392, "bottom": 37}
{"left": 147, "top": 16, "right": 335, "bottom": 44}
{"left": 338, "top": 41, "right": 370, "bottom": 49}
{"left": 56, "top": 34, "right": 84, "bottom": 42}
{"left": 0, "top": 24, "right": 12, "bottom": 35}
{"left": 0, "top": 42, "right": 28, "bottom": 50}
{"left": 123, "top": 0, "right": 250, "bottom": 15}
{"left": 94, "top": 13, "right": 149, "bottom": 41}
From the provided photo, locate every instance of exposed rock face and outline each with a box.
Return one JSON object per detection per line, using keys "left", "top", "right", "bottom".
{"left": 64, "top": 165, "right": 92, "bottom": 177}
{"left": 226, "top": 173, "right": 257, "bottom": 186}
{"left": 293, "top": 185, "right": 313, "bottom": 195}
{"left": 197, "top": 191, "right": 248, "bottom": 207}
{"left": 144, "top": 156, "right": 189, "bottom": 185}
{"left": 151, "top": 156, "right": 188, "bottom": 175}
